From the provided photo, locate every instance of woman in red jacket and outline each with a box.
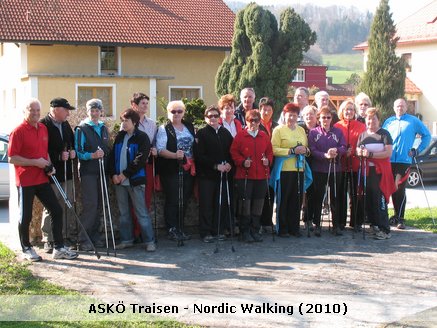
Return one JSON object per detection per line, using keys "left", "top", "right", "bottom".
{"left": 230, "top": 110, "right": 273, "bottom": 243}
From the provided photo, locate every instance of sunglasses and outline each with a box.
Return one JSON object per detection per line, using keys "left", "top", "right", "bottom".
{"left": 206, "top": 114, "right": 219, "bottom": 119}
{"left": 321, "top": 116, "right": 332, "bottom": 120}
{"left": 247, "top": 118, "right": 260, "bottom": 123}
{"left": 170, "top": 110, "right": 184, "bottom": 115}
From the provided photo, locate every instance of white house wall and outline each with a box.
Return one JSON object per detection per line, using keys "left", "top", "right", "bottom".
{"left": 396, "top": 42, "right": 437, "bottom": 124}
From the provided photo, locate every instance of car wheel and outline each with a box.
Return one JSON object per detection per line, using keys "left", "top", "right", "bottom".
{"left": 407, "top": 169, "right": 420, "bottom": 188}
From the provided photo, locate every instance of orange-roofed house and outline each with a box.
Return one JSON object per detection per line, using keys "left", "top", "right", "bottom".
{"left": 0, "top": 0, "right": 235, "bottom": 130}
{"left": 354, "top": 0, "right": 437, "bottom": 130}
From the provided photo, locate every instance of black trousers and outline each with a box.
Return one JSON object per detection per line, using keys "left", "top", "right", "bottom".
{"left": 365, "top": 167, "right": 390, "bottom": 233}
{"left": 18, "top": 183, "right": 64, "bottom": 251}
{"left": 278, "top": 171, "right": 303, "bottom": 235}
{"left": 198, "top": 175, "right": 233, "bottom": 238}
{"left": 391, "top": 163, "right": 410, "bottom": 219}
{"left": 160, "top": 171, "right": 194, "bottom": 231}
{"left": 337, "top": 171, "right": 363, "bottom": 227}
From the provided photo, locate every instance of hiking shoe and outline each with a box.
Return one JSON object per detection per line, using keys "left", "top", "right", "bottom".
{"left": 241, "top": 231, "right": 255, "bottom": 243}
{"left": 375, "top": 231, "right": 391, "bottom": 240}
{"left": 369, "top": 225, "right": 380, "bottom": 235}
{"left": 203, "top": 235, "right": 215, "bottom": 243}
{"left": 23, "top": 247, "right": 42, "bottom": 262}
{"left": 397, "top": 219, "right": 406, "bottom": 230}
{"left": 389, "top": 216, "right": 399, "bottom": 226}
{"left": 304, "top": 222, "right": 314, "bottom": 232}
{"left": 115, "top": 241, "right": 134, "bottom": 250}
{"left": 53, "top": 247, "right": 78, "bottom": 260}
{"left": 168, "top": 227, "right": 179, "bottom": 241}
{"left": 314, "top": 226, "right": 321, "bottom": 237}
{"left": 79, "top": 243, "right": 94, "bottom": 252}
{"left": 180, "top": 231, "right": 191, "bottom": 241}
{"left": 251, "top": 232, "right": 263, "bottom": 242}
{"left": 43, "top": 242, "right": 54, "bottom": 254}
{"left": 216, "top": 234, "right": 227, "bottom": 241}
{"left": 145, "top": 243, "right": 156, "bottom": 252}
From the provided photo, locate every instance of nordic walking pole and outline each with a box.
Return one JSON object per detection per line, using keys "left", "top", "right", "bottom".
{"left": 214, "top": 167, "right": 224, "bottom": 253}
{"left": 70, "top": 155, "right": 79, "bottom": 249}
{"left": 262, "top": 153, "right": 274, "bottom": 241}
{"left": 333, "top": 157, "right": 337, "bottom": 233}
{"left": 321, "top": 159, "right": 333, "bottom": 236}
{"left": 225, "top": 171, "right": 236, "bottom": 252}
{"left": 362, "top": 151, "right": 367, "bottom": 240}
{"left": 152, "top": 156, "right": 158, "bottom": 243}
{"left": 63, "top": 145, "right": 68, "bottom": 240}
{"left": 51, "top": 175, "right": 100, "bottom": 259}
{"left": 353, "top": 154, "right": 362, "bottom": 240}
{"left": 100, "top": 157, "right": 116, "bottom": 255}
{"left": 177, "top": 159, "right": 184, "bottom": 247}
{"left": 412, "top": 152, "right": 436, "bottom": 227}
{"left": 295, "top": 143, "right": 304, "bottom": 238}
{"left": 98, "top": 156, "right": 109, "bottom": 254}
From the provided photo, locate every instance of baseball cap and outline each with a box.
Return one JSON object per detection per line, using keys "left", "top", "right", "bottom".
{"left": 50, "top": 97, "right": 75, "bottom": 110}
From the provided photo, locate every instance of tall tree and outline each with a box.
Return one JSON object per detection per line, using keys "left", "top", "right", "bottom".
{"left": 215, "top": 3, "right": 316, "bottom": 113}
{"left": 358, "top": 0, "right": 405, "bottom": 120}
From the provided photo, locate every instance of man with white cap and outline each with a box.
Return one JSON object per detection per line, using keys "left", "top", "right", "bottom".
{"left": 75, "top": 98, "right": 109, "bottom": 251}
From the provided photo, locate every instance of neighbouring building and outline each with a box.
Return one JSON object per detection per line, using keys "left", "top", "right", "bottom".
{"left": 354, "top": 0, "right": 437, "bottom": 132}
{"left": 0, "top": 0, "right": 235, "bottom": 132}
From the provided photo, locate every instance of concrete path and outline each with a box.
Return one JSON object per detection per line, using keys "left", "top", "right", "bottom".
{"left": 2, "top": 224, "right": 436, "bottom": 327}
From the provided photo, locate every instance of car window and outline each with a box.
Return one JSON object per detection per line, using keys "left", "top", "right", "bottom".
{"left": 0, "top": 140, "right": 7, "bottom": 163}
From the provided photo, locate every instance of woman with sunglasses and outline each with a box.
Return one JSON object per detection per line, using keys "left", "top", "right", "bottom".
{"left": 230, "top": 110, "right": 273, "bottom": 243}
{"left": 271, "top": 103, "right": 310, "bottom": 237}
{"left": 308, "top": 106, "right": 347, "bottom": 236}
{"left": 334, "top": 99, "right": 366, "bottom": 231}
{"left": 156, "top": 101, "right": 195, "bottom": 242}
{"left": 195, "top": 106, "right": 234, "bottom": 243}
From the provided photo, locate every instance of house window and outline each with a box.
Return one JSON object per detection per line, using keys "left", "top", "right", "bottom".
{"left": 292, "top": 69, "right": 305, "bottom": 82}
{"left": 169, "top": 86, "right": 202, "bottom": 101}
{"left": 100, "top": 46, "right": 118, "bottom": 74}
{"left": 401, "top": 53, "right": 412, "bottom": 72}
{"left": 77, "top": 85, "right": 114, "bottom": 116}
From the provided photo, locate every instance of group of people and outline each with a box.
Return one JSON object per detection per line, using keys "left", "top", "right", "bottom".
{"left": 8, "top": 87, "right": 431, "bottom": 261}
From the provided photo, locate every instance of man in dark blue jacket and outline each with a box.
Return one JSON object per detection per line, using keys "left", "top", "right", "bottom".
{"left": 108, "top": 108, "right": 156, "bottom": 251}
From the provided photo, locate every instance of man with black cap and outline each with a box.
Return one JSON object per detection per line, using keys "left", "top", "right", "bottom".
{"left": 8, "top": 98, "right": 79, "bottom": 261}
{"left": 39, "top": 97, "right": 77, "bottom": 253}
{"left": 75, "top": 98, "right": 109, "bottom": 251}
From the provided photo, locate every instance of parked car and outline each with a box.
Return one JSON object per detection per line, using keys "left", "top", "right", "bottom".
{"left": 0, "top": 133, "right": 9, "bottom": 200}
{"left": 407, "top": 136, "right": 437, "bottom": 188}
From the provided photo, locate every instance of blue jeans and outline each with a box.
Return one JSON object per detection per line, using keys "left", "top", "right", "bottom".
{"left": 115, "top": 184, "right": 154, "bottom": 244}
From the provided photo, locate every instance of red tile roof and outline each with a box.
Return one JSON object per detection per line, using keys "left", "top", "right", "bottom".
{"left": 0, "top": 0, "right": 235, "bottom": 49}
{"left": 405, "top": 77, "right": 422, "bottom": 94}
{"left": 353, "top": 0, "right": 437, "bottom": 50}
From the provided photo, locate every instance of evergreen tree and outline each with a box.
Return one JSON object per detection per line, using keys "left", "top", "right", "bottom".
{"left": 215, "top": 3, "right": 316, "bottom": 114}
{"left": 358, "top": 0, "right": 405, "bottom": 120}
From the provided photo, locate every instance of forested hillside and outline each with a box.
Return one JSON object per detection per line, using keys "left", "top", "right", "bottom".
{"left": 225, "top": 1, "right": 372, "bottom": 54}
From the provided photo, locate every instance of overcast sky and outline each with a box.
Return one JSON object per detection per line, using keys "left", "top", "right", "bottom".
{"left": 237, "top": 0, "right": 432, "bottom": 22}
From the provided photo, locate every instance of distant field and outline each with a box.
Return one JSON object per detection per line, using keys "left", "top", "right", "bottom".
{"left": 326, "top": 70, "right": 362, "bottom": 84}
{"left": 323, "top": 53, "right": 363, "bottom": 83}
{"left": 323, "top": 53, "right": 363, "bottom": 70}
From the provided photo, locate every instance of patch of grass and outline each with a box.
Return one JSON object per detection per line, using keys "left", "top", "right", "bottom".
{"left": 323, "top": 53, "right": 363, "bottom": 70}
{"left": 0, "top": 242, "right": 198, "bottom": 327}
{"left": 388, "top": 208, "right": 437, "bottom": 233}
{"left": 0, "top": 242, "right": 74, "bottom": 295}
{"left": 326, "top": 70, "right": 361, "bottom": 84}
{"left": 0, "top": 321, "right": 198, "bottom": 328}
